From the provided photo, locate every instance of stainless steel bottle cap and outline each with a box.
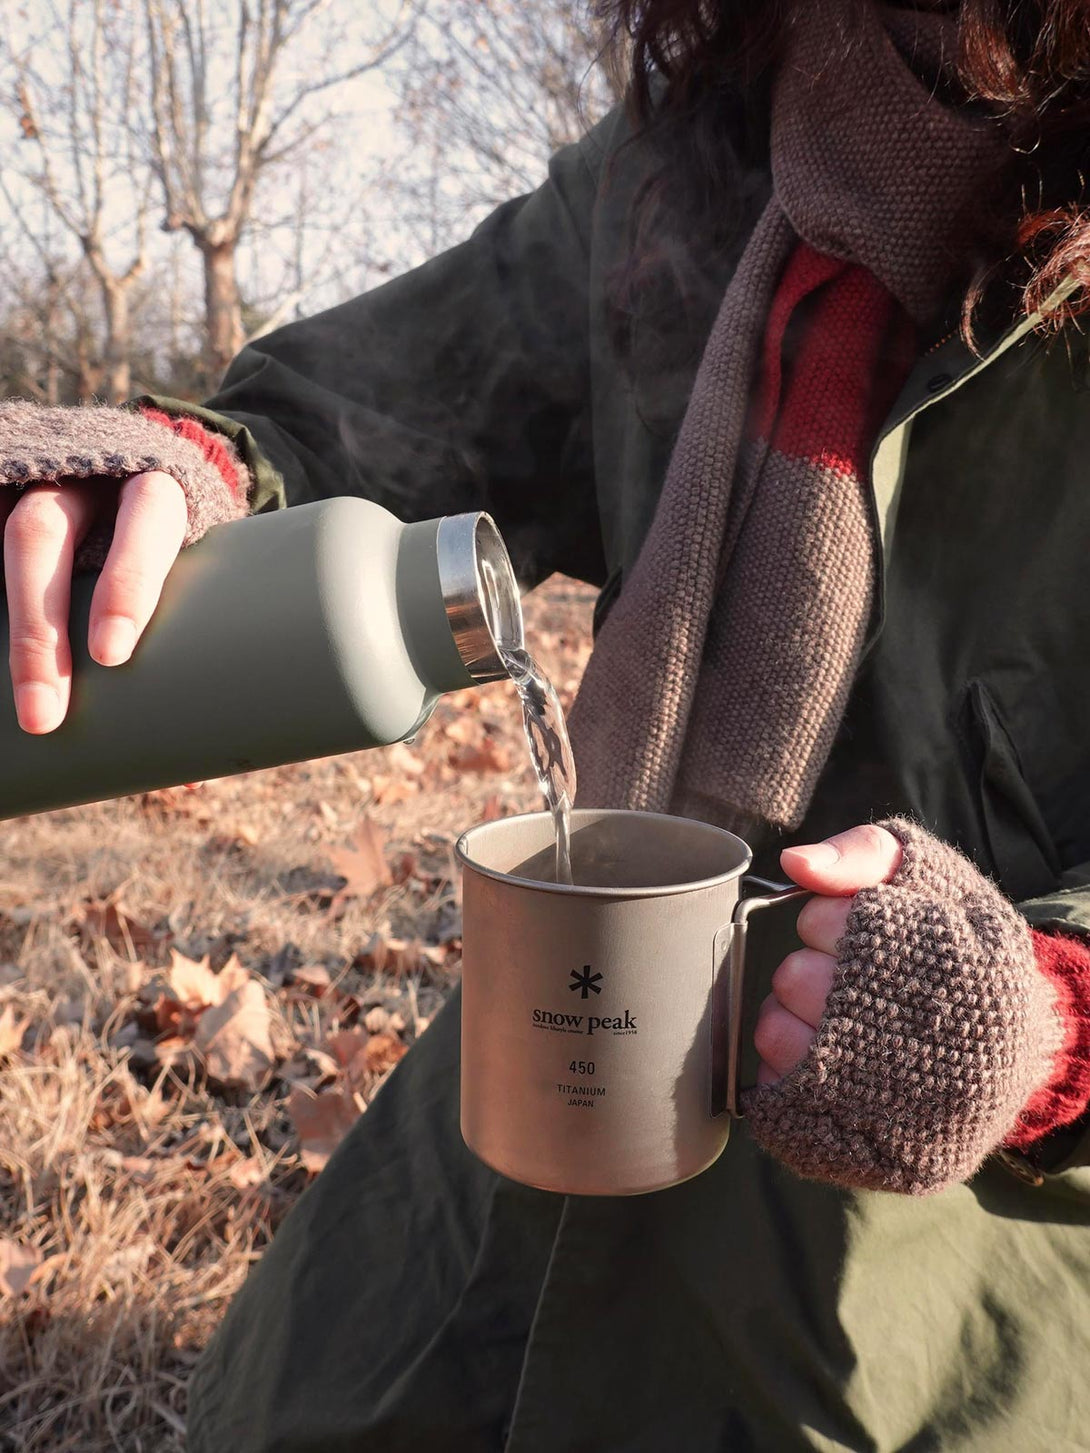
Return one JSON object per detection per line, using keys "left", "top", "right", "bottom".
{"left": 437, "top": 513, "right": 524, "bottom": 682}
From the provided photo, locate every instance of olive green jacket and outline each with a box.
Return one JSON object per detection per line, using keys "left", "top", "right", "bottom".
{"left": 183, "top": 101, "right": 1090, "bottom": 1453}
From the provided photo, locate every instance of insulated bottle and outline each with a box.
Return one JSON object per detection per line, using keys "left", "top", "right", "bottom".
{"left": 0, "top": 498, "right": 523, "bottom": 819}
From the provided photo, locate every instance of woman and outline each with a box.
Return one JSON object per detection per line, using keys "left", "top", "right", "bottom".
{"left": 1, "top": 1, "right": 1089, "bottom": 1447}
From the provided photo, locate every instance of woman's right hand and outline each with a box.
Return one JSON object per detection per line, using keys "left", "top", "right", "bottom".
{"left": 4, "top": 469, "right": 187, "bottom": 734}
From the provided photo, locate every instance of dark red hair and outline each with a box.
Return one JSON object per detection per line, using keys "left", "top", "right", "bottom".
{"left": 600, "top": 0, "right": 1090, "bottom": 342}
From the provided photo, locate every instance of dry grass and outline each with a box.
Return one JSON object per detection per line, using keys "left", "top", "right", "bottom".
{"left": 0, "top": 576, "right": 594, "bottom": 1451}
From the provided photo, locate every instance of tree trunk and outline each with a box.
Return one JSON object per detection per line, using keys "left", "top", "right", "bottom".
{"left": 43, "top": 274, "right": 62, "bottom": 405}
{"left": 201, "top": 239, "right": 244, "bottom": 390}
{"left": 75, "top": 336, "right": 103, "bottom": 403}
{"left": 101, "top": 282, "right": 132, "bottom": 404}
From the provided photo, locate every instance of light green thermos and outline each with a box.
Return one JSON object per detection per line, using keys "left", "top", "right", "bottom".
{"left": 0, "top": 498, "right": 523, "bottom": 819}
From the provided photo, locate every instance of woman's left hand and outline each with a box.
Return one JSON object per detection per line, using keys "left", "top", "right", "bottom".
{"left": 754, "top": 824, "right": 904, "bottom": 1085}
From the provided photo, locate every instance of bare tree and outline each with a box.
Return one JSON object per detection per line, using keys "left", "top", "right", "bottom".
{"left": 142, "top": 0, "right": 414, "bottom": 387}
{"left": 1, "top": 0, "right": 155, "bottom": 403}
{"left": 389, "top": 0, "right": 623, "bottom": 256}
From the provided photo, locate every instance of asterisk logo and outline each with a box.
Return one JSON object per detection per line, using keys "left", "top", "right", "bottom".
{"left": 569, "top": 965, "right": 602, "bottom": 999}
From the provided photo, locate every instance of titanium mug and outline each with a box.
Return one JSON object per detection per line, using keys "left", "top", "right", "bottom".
{"left": 455, "top": 807, "right": 804, "bottom": 1196}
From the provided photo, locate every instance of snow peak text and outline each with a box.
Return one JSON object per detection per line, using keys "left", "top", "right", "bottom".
{"left": 531, "top": 1008, "right": 638, "bottom": 1036}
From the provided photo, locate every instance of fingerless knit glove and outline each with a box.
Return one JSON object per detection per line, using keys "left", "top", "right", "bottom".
{"left": 743, "top": 818, "right": 1065, "bottom": 1194}
{"left": 0, "top": 400, "right": 251, "bottom": 568}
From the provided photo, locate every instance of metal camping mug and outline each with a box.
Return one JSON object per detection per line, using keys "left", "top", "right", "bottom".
{"left": 455, "top": 808, "right": 804, "bottom": 1196}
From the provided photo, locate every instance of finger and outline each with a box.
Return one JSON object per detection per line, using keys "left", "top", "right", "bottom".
{"left": 5, "top": 483, "right": 99, "bottom": 733}
{"left": 780, "top": 823, "right": 902, "bottom": 897}
{"left": 753, "top": 997, "right": 817, "bottom": 1079}
{"left": 757, "top": 1059, "right": 780, "bottom": 1086}
{"left": 87, "top": 470, "right": 186, "bottom": 667}
{"left": 795, "top": 893, "right": 854, "bottom": 955}
{"left": 0, "top": 491, "right": 19, "bottom": 544}
{"left": 771, "top": 948, "right": 836, "bottom": 1029}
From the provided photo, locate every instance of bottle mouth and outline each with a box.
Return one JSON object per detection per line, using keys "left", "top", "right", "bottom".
{"left": 436, "top": 513, "right": 524, "bottom": 682}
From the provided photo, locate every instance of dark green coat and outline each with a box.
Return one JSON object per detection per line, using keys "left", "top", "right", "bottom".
{"left": 182, "top": 99, "right": 1090, "bottom": 1452}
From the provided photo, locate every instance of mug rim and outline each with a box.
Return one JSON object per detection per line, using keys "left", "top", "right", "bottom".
{"left": 455, "top": 807, "right": 753, "bottom": 899}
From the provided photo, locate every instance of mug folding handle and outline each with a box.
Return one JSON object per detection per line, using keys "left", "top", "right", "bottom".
{"left": 711, "top": 876, "right": 808, "bottom": 1118}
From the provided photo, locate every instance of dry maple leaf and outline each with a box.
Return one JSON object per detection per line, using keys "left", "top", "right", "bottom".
{"left": 193, "top": 963, "right": 274, "bottom": 1092}
{"left": 0, "top": 1003, "right": 28, "bottom": 1059}
{"left": 0, "top": 1239, "right": 42, "bottom": 1297}
{"left": 327, "top": 818, "right": 393, "bottom": 905}
{"left": 167, "top": 949, "right": 225, "bottom": 1009}
{"left": 288, "top": 1086, "right": 361, "bottom": 1174}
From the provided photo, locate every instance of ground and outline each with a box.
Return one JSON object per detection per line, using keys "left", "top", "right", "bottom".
{"left": 0, "top": 575, "right": 594, "bottom": 1452}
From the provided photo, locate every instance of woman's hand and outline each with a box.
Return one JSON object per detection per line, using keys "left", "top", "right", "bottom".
{"left": 4, "top": 470, "right": 187, "bottom": 734}
{"left": 754, "top": 824, "right": 904, "bottom": 1085}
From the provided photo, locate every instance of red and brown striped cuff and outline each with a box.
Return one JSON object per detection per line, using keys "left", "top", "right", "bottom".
{"left": 1004, "top": 929, "right": 1090, "bottom": 1152}
{"left": 0, "top": 398, "right": 252, "bottom": 569}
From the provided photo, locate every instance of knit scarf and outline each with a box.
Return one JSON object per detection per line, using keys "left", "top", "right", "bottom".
{"left": 567, "top": 0, "right": 1008, "bottom": 840}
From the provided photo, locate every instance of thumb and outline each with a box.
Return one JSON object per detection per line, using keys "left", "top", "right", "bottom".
{"left": 780, "top": 823, "right": 903, "bottom": 897}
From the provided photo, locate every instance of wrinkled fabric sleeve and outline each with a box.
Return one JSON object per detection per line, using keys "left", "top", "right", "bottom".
{"left": 1017, "top": 866, "right": 1090, "bottom": 1171}
{"left": 144, "top": 115, "right": 620, "bottom": 591}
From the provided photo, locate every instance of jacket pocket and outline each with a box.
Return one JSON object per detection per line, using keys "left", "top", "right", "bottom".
{"left": 957, "top": 678, "right": 1061, "bottom": 902}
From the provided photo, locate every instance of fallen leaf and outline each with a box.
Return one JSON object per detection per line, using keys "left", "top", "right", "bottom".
{"left": 445, "top": 688, "right": 479, "bottom": 712}
{"left": 480, "top": 794, "right": 504, "bottom": 822}
{"left": 288, "top": 1087, "right": 361, "bottom": 1173}
{"left": 370, "top": 773, "right": 418, "bottom": 805}
{"left": 451, "top": 739, "right": 512, "bottom": 773}
{"left": 325, "top": 1028, "right": 367, "bottom": 1074}
{"left": 0, "top": 1240, "right": 41, "bottom": 1297}
{"left": 0, "top": 1003, "right": 28, "bottom": 1058}
{"left": 102, "top": 1239, "right": 156, "bottom": 1280}
{"left": 327, "top": 818, "right": 392, "bottom": 904}
{"left": 386, "top": 741, "right": 426, "bottom": 776}
{"left": 135, "top": 987, "right": 185, "bottom": 1038}
{"left": 167, "top": 950, "right": 223, "bottom": 1009}
{"left": 75, "top": 896, "right": 165, "bottom": 957}
{"left": 279, "top": 1046, "right": 341, "bottom": 1089}
{"left": 440, "top": 715, "right": 479, "bottom": 746}
{"left": 363, "top": 1033, "right": 409, "bottom": 1076}
{"left": 363, "top": 1006, "right": 390, "bottom": 1034}
{"left": 227, "top": 1156, "right": 267, "bottom": 1190}
{"left": 289, "top": 964, "right": 331, "bottom": 996}
{"left": 193, "top": 970, "right": 274, "bottom": 1091}
{"left": 392, "top": 851, "right": 419, "bottom": 885}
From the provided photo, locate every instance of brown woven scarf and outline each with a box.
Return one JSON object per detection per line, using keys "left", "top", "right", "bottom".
{"left": 568, "top": 0, "right": 1008, "bottom": 839}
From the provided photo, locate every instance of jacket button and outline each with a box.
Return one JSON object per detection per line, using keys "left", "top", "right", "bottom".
{"left": 927, "top": 372, "right": 953, "bottom": 393}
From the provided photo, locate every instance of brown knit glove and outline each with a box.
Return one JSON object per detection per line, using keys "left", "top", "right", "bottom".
{"left": 0, "top": 400, "right": 250, "bottom": 569}
{"left": 742, "top": 818, "right": 1064, "bottom": 1194}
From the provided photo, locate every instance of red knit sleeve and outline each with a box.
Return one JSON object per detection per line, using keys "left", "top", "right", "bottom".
{"left": 138, "top": 405, "right": 247, "bottom": 505}
{"left": 1003, "top": 929, "right": 1090, "bottom": 1151}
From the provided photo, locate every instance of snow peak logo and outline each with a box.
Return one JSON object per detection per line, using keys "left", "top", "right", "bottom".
{"left": 569, "top": 965, "right": 602, "bottom": 998}
{"left": 531, "top": 965, "right": 638, "bottom": 1038}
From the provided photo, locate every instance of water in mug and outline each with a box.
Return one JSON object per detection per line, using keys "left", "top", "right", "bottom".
{"left": 499, "top": 645, "right": 577, "bottom": 885}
